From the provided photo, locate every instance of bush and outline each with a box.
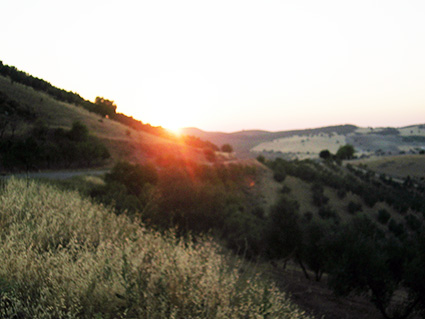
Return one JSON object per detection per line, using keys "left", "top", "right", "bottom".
{"left": 221, "top": 144, "right": 233, "bottom": 153}
{"left": 388, "top": 219, "right": 405, "bottom": 238}
{"left": 337, "top": 188, "right": 347, "bottom": 199}
{"left": 281, "top": 185, "right": 291, "bottom": 194}
{"left": 347, "top": 201, "right": 362, "bottom": 215}
{"left": 256, "top": 155, "right": 266, "bottom": 164}
{"left": 273, "top": 171, "right": 286, "bottom": 183}
{"left": 318, "top": 206, "right": 339, "bottom": 222}
{"left": 311, "top": 183, "right": 329, "bottom": 207}
{"left": 319, "top": 149, "right": 332, "bottom": 160}
{"left": 377, "top": 209, "right": 391, "bottom": 224}
{"left": 203, "top": 149, "right": 216, "bottom": 162}
{"left": 404, "top": 214, "right": 422, "bottom": 232}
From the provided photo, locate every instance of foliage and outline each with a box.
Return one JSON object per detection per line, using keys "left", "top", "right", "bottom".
{"left": 0, "top": 178, "right": 310, "bottom": 319}
{"left": 311, "top": 183, "right": 329, "bottom": 207}
{"left": 94, "top": 96, "right": 117, "bottom": 117}
{"left": 377, "top": 209, "right": 391, "bottom": 225}
{"left": 0, "top": 121, "right": 110, "bottom": 171}
{"left": 88, "top": 161, "right": 264, "bottom": 257}
{"left": 221, "top": 144, "right": 233, "bottom": 153}
{"left": 68, "top": 120, "right": 89, "bottom": 142}
{"left": 317, "top": 206, "right": 339, "bottom": 223}
{"left": 325, "top": 216, "right": 425, "bottom": 319}
{"left": 273, "top": 171, "right": 286, "bottom": 183}
{"left": 203, "top": 148, "right": 217, "bottom": 162}
{"left": 319, "top": 149, "right": 332, "bottom": 160}
{"left": 347, "top": 201, "right": 362, "bottom": 215}
{"left": 266, "top": 197, "right": 302, "bottom": 261}
{"left": 302, "top": 221, "right": 332, "bottom": 281}
{"left": 335, "top": 144, "right": 355, "bottom": 160}
{"left": 256, "top": 155, "right": 266, "bottom": 164}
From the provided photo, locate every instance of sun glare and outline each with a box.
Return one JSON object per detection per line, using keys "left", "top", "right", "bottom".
{"left": 134, "top": 70, "right": 217, "bottom": 132}
{"left": 166, "top": 126, "right": 182, "bottom": 136}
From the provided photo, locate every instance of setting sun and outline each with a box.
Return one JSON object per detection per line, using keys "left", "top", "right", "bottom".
{"left": 127, "top": 70, "right": 218, "bottom": 132}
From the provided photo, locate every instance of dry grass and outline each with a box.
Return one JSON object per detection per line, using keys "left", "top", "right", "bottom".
{"left": 0, "top": 178, "right": 311, "bottom": 318}
{"left": 251, "top": 134, "right": 346, "bottom": 159}
{"left": 3, "top": 75, "right": 170, "bottom": 142}
{"left": 0, "top": 75, "right": 208, "bottom": 164}
{"left": 353, "top": 154, "right": 425, "bottom": 179}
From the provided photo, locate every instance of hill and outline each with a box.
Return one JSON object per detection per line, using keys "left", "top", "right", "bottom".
{"left": 0, "top": 73, "right": 216, "bottom": 169}
{"left": 352, "top": 154, "right": 425, "bottom": 179}
{"left": 0, "top": 177, "right": 309, "bottom": 318}
{"left": 182, "top": 124, "right": 425, "bottom": 160}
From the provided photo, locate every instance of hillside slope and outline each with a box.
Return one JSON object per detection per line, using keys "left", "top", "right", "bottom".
{"left": 0, "top": 177, "right": 310, "bottom": 318}
{"left": 183, "top": 124, "right": 425, "bottom": 160}
{"left": 0, "top": 75, "right": 206, "bottom": 165}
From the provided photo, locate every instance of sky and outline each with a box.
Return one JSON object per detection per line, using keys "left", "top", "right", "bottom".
{"left": 1, "top": 0, "right": 425, "bottom": 132}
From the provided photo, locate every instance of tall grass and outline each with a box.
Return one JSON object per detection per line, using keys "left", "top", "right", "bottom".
{"left": 0, "top": 178, "right": 310, "bottom": 318}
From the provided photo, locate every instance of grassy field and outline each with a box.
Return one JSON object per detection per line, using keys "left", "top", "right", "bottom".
{"left": 353, "top": 154, "right": 425, "bottom": 179}
{"left": 0, "top": 178, "right": 310, "bottom": 318}
{"left": 252, "top": 134, "right": 347, "bottom": 159}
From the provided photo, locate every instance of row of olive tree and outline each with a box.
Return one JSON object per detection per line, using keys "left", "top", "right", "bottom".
{"left": 264, "top": 190, "right": 425, "bottom": 319}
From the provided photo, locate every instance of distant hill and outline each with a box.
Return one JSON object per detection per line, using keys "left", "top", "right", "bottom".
{"left": 182, "top": 124, "right": 425, "bottom": 160}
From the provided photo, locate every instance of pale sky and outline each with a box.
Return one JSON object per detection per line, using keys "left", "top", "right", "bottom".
{"left": 1, "top": 0, "right": 425, "bottom": 132}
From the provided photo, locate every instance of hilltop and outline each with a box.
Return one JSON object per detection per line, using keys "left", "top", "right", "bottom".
{"left": 0, "top": 64, "right": 221, "bottom": 170}
{"left": 182, "top": 124, "right": 425, "bottom": 160}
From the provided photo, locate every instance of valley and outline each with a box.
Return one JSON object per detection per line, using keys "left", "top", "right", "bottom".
{"left": 1, "top": 62, "right": 425, "bottom": 318}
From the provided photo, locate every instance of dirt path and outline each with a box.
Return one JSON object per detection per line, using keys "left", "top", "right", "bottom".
{"left": 2, "top": 169, "right": 109, "bottom": 180}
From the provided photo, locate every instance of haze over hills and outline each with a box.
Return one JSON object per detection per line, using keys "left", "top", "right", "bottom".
{"left": 3, "top": 60, "right": 425, "bottom": 318}
{"left": 182, "top": 124, "right": 425, "bottom": 160}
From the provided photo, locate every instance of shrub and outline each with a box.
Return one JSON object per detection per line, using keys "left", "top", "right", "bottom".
{"left": 311, "top": 183, "right": 329, "bottom": 207}
{"left": 337, "top": 188, "right": 347, "bottom": 199}
{"left": 273, "top": 171, "right": 286, "bottom": 183}
{"left": 221, "top": 144, "right": 233, "bottom": 153}
{"left": 318, "top": 206, "right": 339, "bottom": 223}
{"left": 388, "top": 219, "right": 405, "bottom": 238}
{"left": 404, "top": 214, "right": 422, "bottom": 232}
{"left": 256, "top": 155, "right": 266, "bottom": 163}
{"left": 319, "top": 149, "right": 332, "bottom": 160}
{"left": 347, "top": 201, "right": 362, "bottom": 215}
{"left": 281, "top": 185, "right": 291, "bottom": 194}
{"left": 377, "top": 209, "right": 391, "bottom": 224}
{"left": 203, "top": 149, "right": 216, "bottom": 162}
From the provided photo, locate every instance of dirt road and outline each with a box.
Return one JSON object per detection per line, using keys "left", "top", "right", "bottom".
{"left": 1, "top": 169, "right": 109, "bottom": 180}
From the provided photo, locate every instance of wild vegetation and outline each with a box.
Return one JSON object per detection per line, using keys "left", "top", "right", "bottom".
{"left": 0, "top": 120, "right": 110, "bottom": 171}
{"left": 3, "top": 59, "right": 425, "bottom": 318}
{"left": 56, "top": 160, "right": 266, "bottom": 258}
{"left": 0, "top": 178, "right": 310, "bottom": 319}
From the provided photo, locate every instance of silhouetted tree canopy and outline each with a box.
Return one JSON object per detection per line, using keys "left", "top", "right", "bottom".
{"left": 319, "top": 149, "right": 332, "bottom": 159}
{"left": 221, "top": 144, "right": 233, "bottom": 153}
{"left": 95, "top": 96, "right": 117, "bottom": 117}
{"left": 336, "top": 144, "right": 355, "bottom": 160}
